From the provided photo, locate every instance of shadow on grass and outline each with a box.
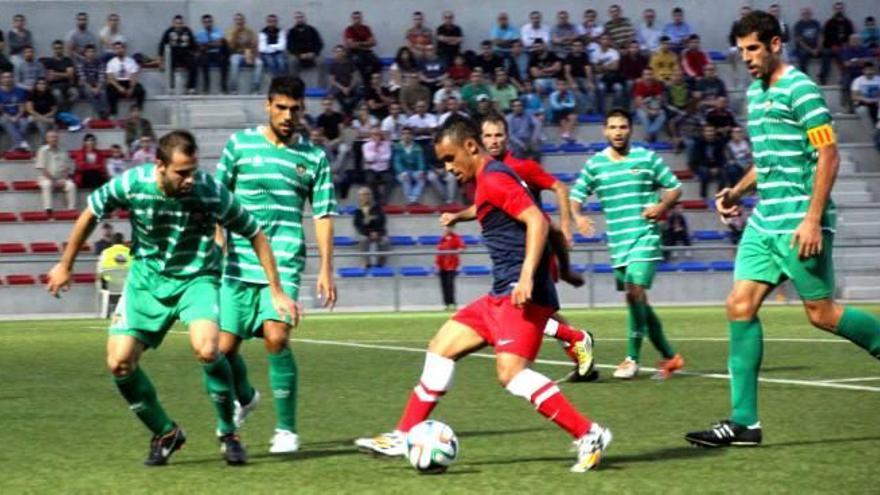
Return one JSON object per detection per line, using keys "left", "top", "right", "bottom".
{"left": 468, "top": 445, "right": 722, "bottom": 468}
{"left": 766, "top": 435, "right": 880, "bottom": 449}
{"left": 170, "top": 447, "right": 361, "bottom": 467}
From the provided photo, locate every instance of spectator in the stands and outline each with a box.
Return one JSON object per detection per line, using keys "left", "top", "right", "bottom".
{"left": 158, "top": 15, "right": 197, "bottom": 94}
{"left": 528, "top": 39, "right": 561, "bottom": 96}
{"left": 695, "top": 63, "right": 728, "bottom": 112}
{"left": 406, "top": 11, "right": 433, "bottom": 60}
{"left": 310, "top": 127, "right": 352, "bottom": 200}
{"left": 76, "top": 45, "right": 109, "bottom": 118}
{"left": 794, "top": 8, "right": 823, "bottom": 79}
{"left": 474, "top": 40, "right": 504, "bottom": 79}
{"left": 8, "top": 14, "right": 33, "bottom": 69}
{"left": 99, "top": 13, "right": 127, "bottom": 62}
{"left": 393, "top": 126, "right": 427, "bottom": 204}
{"left": 593, "top": 34, "right": 625, "bottom": 114}
{"left": 195, "top": 14, "right": 229, "bottom": 94}
{"left": 226, "top": 13, "right": 263, "bottom": 94}
{"left": 727, "top": 6, "right": 753, "bottom": 89}
{"left": 352, "top": 104, "right": 378, "bottom": 170}
{"left": 259, "top": 14, "right": 287, "bottom": 78}
{"left": 381, "top": 101, "right": 407, "bottom": 140}
{"left": 94, "top": 223, "right": 116, "bottom": 255}
{"left": 662, "top": 203, "right": 691, "bottom": 260}
{"left": 461, "top": 70, "right": 493, "bottom": 113}
{"left": 490, "top": 68, "right": 518, "bottom": 113}
{"left": 637, "top": 8, "right": 662, "bottom": 54}
{"left": 681, "top": 34, "right": 709, "bottom": 81}
{"left": 328, "top": 45, "right": 361, "bottom": 116}
{"left": 71, "top": 133, "right": 108, "bottom": 188}
{"left": 549, "top": 79, "right": 577, "bottom": 141}
{"left": 862, "top": 16, "right": 879, "bottom": 50}
{"left": 406, "top": 99, "right": 438, "bottom": 151}
{"left": 521, "top": 11, "right": 551, "bottom": 49}
{"left": 123, "top": 104, "right": 155, "bottom": 152}
{"left": 689, "top": 123, "right": 727, "bottom": 199}
{"left": 705, "top": 96, "right": 737, "bottom": 139}
{"left": 491, "top": 12, "right": 520, "bottom": 56}
{"left": 433, "top": 77, "right": 461, "bottom": 110}
{"left": 665, "top": 69, "right": 692, "bottom": 117}
{"left": 820, "top": 2, "right": 855, "bottom": 85}
{"left": 44, "top": 40, "right": 78, "bottom": 111}
{"left": 436, "top": 225, "right": 464, "bottom": 310}
{"left": 436, "top": 11, "right": 463, "bottom": 65}
{"left": 604, "top": 4, "right": 636, "bottom": 50}
{"left": 354, "top": 187, "right": 390, "bottom": 268}
{"left": 670, "top": 96, "right": 702, "bottom": 155}
{"left": 36, "top": 129, "right": 75, "bottom": 213}
{"left": 66, "top": 12, "right": 99, "bottom": 63}
{"left": 317, "top": 96, "right": 346, "bottom": 148}
{"left": 580, "top": 9, "right": 604, "bottom": 46}
{"left": 14, "top": 45, "right": 45, "bottom": 91}
{"left": 634, "top": 68, "right": 666, "bottom": 143}
{"left": 551, "top": 10, "right": 580, "bottom": 56}
{"left": 399, "top": 73, "right": 431, "bottom": 116}
{"left": 343, "top": 11, "right": 382, "bottom": 82}
{"left": 841, "top": 34, "right": 872, "bottom": 112}
{"left": 662, "top": 7, "right": 693, "bottom": 53}
{"left": 26, "top": 78, "right": 57, "bottom": 141}
{"left": 620, "top": 40, "right": 649, "bottom": 105}
{"left": 365, "top": 72, "right": 393, "bottom": 120}
{"left": 503, "top": 39, "right": 530, "bottom": 85}
{"left": 130, "top": 135, "right": 156, "bottom": 164}
{"left": 0, "top": 53, "right": 11, "bottom": 76}
{"left": 419, "top": 44, "right": 447, "bottom": 96}
{"left": 853, "top": 62, "right": 880, "bottom": 129}
{"left": 650, "top": 36, "right": 679, "bottom": 83}
{"left": 287, "top": 11, "right": 324, "bottom": 82}
{"left": 564, "top": 39, "right": 595, "bottom": 113}
{"left": 106, "top": 42, "right": 145, "bottom": 117}
{"left": 388, "top": 47, "right": 418, "bottom": 95}
{"left": 519, "top": 79, "right": 545, "bottom": 118}
{"left": 768, "top": 4, "right": 792, "bottom": 52}
{"left": 442, "top": 55, "right": 468, "bottom": 88}
{"left": 362, "top": 127, "right": 393, "bottom": 205}
{"left": 725, "top": 125, "right": 752, "bottom": 186}
{"left": 106, "top": 144, "right": 128, "bottom": 178}
{"left": 507, "top": 98, "right": 543, "bottom": 160}
{"left": 473, "top": 94, "right": 494, "bottom": 119}
{"left": 437, "top": 96, "right": 469, "bottom": 125}
{"left": 0, "top": 71, "right": 30, "bottom": 151}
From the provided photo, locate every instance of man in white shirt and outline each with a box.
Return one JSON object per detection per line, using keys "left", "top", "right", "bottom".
{"left": 852, "top": 62, "right": 880, "bottom": 131}
{"left": 99, "top": 13, "right": 127, "bottom": 61}
{"left": 259, "top": 14, "right": 288, "bottom": 77}
{"left": 592, "top": 34, "right": 623, "bottom": 114}
{"left": 432, "top": 77, "right": 461, "bottom": 109}
{"left": 105, "top": 41, "right": 145, "bottom": 117}
{"left": 405, "top": 99, "right": 438, "bottom": 146}
{"left": 35, "top": 130, "right": 76, "bottom": 213}
{"left": 636, "top": 8, "right": 662, "bottom": 54}
{"left": 521, "top": 11, "right": 551, "bottom": 49}
{"left": 380, "top": 102, "right": 408, "bottom": 141}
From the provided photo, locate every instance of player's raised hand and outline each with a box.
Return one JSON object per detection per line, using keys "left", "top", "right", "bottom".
{"left": 316, "top": 269, "right": 337, "bottom": 310}
{"left": 46, "top": 263, "right": 71, "bottom": 298}
{"left": 642, "top": 203, "right": 666, "bottom": 222}
{"left": 271, "top": 291, "right": 301, "bottom": 327}
{"left": 574, "top": 214, "right": 595, "bottom": 236}
{"left": 439, "top": 212, "right": 458, "bottom": 227}
{"left": 714, "top": 188, "right": 742, "bottom": 220}
{"left": 511, "top": 277, "right": 533, "bottom": 308}
{"left": 791, "top": 218, "right": 823, "bottom": 259}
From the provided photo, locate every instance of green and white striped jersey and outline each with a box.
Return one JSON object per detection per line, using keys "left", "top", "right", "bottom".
{"left": 216, "top": 127, "right": 337, "bottom": 289}
{"left": 87, "top": 164, "right": 260, "bottom": 296}
{"left": 745, "top": 66, "right": 836, "bottom": 235}
{"left": 571, "top": 146, "right": 681, "bottom": 267}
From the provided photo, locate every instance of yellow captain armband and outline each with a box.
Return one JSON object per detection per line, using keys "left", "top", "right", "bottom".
{"left": 806, "top": 124, "right": 836, "bottom": 148}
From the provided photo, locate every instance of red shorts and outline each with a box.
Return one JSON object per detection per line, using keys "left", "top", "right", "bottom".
{"left": 452, "top": 294, "right": 555, "bottom": 361}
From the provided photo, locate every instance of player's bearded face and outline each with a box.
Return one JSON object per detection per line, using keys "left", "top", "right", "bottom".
{"left": 159, "top": 152, "right": 198, "bottom": 196}
{"left": 603, "top": 116, "right": 631, "bottom": 151}
{"left": 266, "top": 95, "right": 303, "bottom": 141}
{"left": 737, "top": 33, "right": 781, "bottom": 82}
{"left": 436, "top": 136, "right": 478, "bottom": 183}
{"left": 480, "top": 122, "right": 507, "bottom": 158}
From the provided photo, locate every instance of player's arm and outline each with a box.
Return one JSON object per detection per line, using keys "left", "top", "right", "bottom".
{"left": 643, "top": 187, "right": 682, "bottom": 221}
{"left": 512, "top": 205, "right": 549, "bottom": 307}
{"left": 311, "top": 153, "right": 339, "bottom": 309}
{"left": 550, "top": 180, "right": 574, "bottom": 247}
{"left": 440, "top": 204, "right": 476, "bottom": 226}
{"left": 248, "top": 232, "right": 299, "bottom": 324}
{"left": 569, "top": 164, "right": 595, "bottom": 236}
{"left": 715, "top": 162, "right": 757, "bottom": 219}
{"left": 794, "top": 142, "right": 838, "bottom": 258}
{"left": 47, "top": 207, "right": 99, "bottom": 296}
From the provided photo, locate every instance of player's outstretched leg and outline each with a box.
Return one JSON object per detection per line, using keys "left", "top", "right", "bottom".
{"left": 807, "top": 302, "right": 880, "bottom": 359}
{"left": 264, "top": 321, "right": 301, "bottom": 454}
{"left": 219, "top": 333, "right": 261, "bottom": 429}
{"left": 544, "top": 317, "right": 597, "bottom": 380}
{"left": 645, "top": 304, "right": 684, "bottom": 380}
{"left": 615, "top": 287, "right": 646, "bottom": 379}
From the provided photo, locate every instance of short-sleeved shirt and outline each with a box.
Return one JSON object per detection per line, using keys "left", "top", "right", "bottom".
{"left": 43, "top": 56, "right": 75, "bottom": 82}
{"left": 527, "top": 51, "right": 561, "bottom": 76}
{"left": 344, "top": 24, "right": 374, "bottom": 46}
{"left": 436, "top": 24, "right": 463, "bottom": 59}
{"left": 746, "top": 66, "right": 836, "bottom": 235}
{"left": 502, "top": 152, "right": 557, "bottom": 196}
{"left": 571, "top": 146, "right": 681, "bottom": 267}
{"left": 316, "top": 111, "right": 344, "bottom": 141}
{"left": 106, "top": 56, "right": 139, "bottom": 81}
{"left": 0, "top": 85, "right": 28, "bottom": 115}
{"left": 66, "top": 28, "right": 99, "bottom": 54}
{"left": 216, "top": 128, "right": 337, "bottom": 289}
{"left": 794, "top": 20, "right": 822, "bottom": 49}
{"left": 28, "top": 90, "right": 56, "bottom": 115}
{"left": 87, "top": 164, "right": 261, "bottom": 297}
{"left": 851, "top": 75, "right": 880, "bottom": 103}
{"left": 475, "top": 160, "right": 557, "bottom": 309}
{"left": 195, "top": 28, "right": 224, "bottom": 53}
{"left": 564, "top": 52, "right": 590, "bottom": 79}
{"left": 490, "top": 24, "right": 520, "bottom": 53}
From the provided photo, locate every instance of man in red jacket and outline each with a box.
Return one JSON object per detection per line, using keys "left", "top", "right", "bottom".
{"left": 436, "top": 225, "right": 464, "bottom": 310}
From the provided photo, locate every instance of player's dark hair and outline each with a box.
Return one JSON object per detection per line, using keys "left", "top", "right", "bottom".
{"left": 604, "top": 108, "right": 632, "bottom": 127}
{"left": 84, "top": 43, "right": 96, "bottom": 51}
{"left": 112, "top": 233, "right": 124, "bottom": 244}
{"left": 480, "top": 112, "right": 509, "bottom": 136}
{"left": 733, "top": 10, "right": 781, "bottom": 48}
{"left": 157, "top": 130, "right": 198, "bottom": 164}
{"left": 434, "top": 114, "right": 481, "bottom": 147}
{"left": 268, "top": 75, "right": 305, "bottom": 100}
{"left": 52, "top": 39, "right": 64, "bottom": 46}
{"left": 672, "top": 7, "right": 683, "bottom": 15}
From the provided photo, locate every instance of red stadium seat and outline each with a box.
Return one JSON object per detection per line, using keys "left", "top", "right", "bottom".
{"left": 38, "top": 274, "right": 49, "bottom": 284}
{"left": 53, "top": 210, "right": 80, "bottom": 221}
{"left": 87, "top": 119, "right": 116, "bottom": 129}
{"left": 11, "top": 180, "right": 39, "bottom": 191}
{"left": 438, "top": 203, "right": 466, "bottom": 213}
{"left": 3, "top": 150, "right": 33, "bottom": 160}
{"left": 673, "top": 170, "right": 695, "bottom": 180}
{"left": 0, "top": 243, "right": 26, "bottom": 254}
{"left": 0, "top": 211, "right": 17, "bottom": 222}
{"left": 115, "top": 210, "right": 130, "bottom": 219}
{"left": 406, "top": 204, "right": 437, "bottom": 214}
{"left": 680, "top": 199, "right": 709, "bottom": 210}
{"left": 383, "top": 205, "right": 407, "bottom": 215}
{"left": 72, "top": 273, "right": 97, "bottom": 284}
{"left": 0, "top": 181, "right": 8, "bottom": 191}
{"left": 20, "top": 211, "right": 51, "bottom": 221}
{"left": 6, "top": 274, "right": 36, "bottom": 285}
{"left": 30, "top": 242, "right": 60, "bottom": 253}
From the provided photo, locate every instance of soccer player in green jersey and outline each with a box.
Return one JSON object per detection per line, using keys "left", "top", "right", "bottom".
{"left": 685, "top": 11, "right": 880, "bottom": 448}
{"left": 46, "top": 130, "right": 297, "bottom": 466}
{"left": 570, "top": 109, "right": 685, "bottom": 380}
{"left": 215, "top": 76, "right": 337, "bottom": 454}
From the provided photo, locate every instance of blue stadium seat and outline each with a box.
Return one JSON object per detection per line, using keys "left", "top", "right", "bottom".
{"left": 336, "top": 204, "right": 357, "bottom": 215}
{"left": 588, "top": 142, "right": 607, "bottom": 152}
{"left": 305, "top": 87, "right": 328, "bottom": 98}
{"left": 678, "top": 261, "right": 710, "bottom": 272}
{"left": 542, "top": 202, "right": 558, "bottom": 213}
{"left": 417, "top": 235, "right": 441, "bottom": 246}
{"left": 390, "top": 235, "right": 417, "bottom": 246}
{"left": 592, "top": 263, "right": 613, "bottom": 273}
{"left": 570, "top": 263, "right": 589, "bottom": 273}
{"left": 552, "top": 172, "right": 577, "bottom": 183}
{"left": 588, "top": 202, "right": 603, "bottom": 212}
{"left": 657, "top": 262, "right": 678, "bottom": 272}
{"left": 368, "top": 266, "right": 395, "bottom": 277}
{"left": 461, "top": 234, "right": 482, "bottom": 245}
{"left": 650, "top": 141, "right": 674, "bottom": 151}
{"left": 578, "top": 113, "right": 604, "bottom": 123}
{"left": 461, "top": 265, "right": 491, "bottom": 276}
{"left": 573, "top": 233, "right": 603, "bottom": 244}
{"left": 742, "top": 196, "right": 757, "bottom": 208}
{"left": 540, "top": 143, "right": 559, "bottom": 153}
{"left": 379, "top": 56, "right": 395, "bottom": 67}
{"left": 710, "top": 260, "right": 735, "bottom": 272}
{"left": 399, "top": 266, "right": 432, "bottom": 277}
{"left": 709, "top": 50, "right": 726, "bottom": 61}
{"left": 693, "top": 230, "right": 726, "bottom": 241}
{"left": 338, "top": 267, "right": 367, "bottom": 278}
{"left": 559, "top": 142, "right": 590, "bottom": 153}
{"left": 333, "top": 235, "right": 357, "bottom": 247}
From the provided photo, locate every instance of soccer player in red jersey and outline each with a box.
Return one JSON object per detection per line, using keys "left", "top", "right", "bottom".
{"left": 440, "top": 113, "right": 597, "bottom": 381}
{"left": 354, "top": 115, "right": 612, "bottom": 472}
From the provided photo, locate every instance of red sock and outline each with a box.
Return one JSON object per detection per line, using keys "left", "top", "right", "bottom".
{"left": 395, "top": 382, "right": 445, "bottom": 432}
{"left": 507, "top": 369, "right": 592, "bottom": 439}
{"left": 555, "top": 322, "right": 584, "bottom": 346}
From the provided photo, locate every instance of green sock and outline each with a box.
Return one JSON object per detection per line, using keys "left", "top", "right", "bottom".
{"left": 268, "top": 347, "right": 298, "bottom": 433}
{"left": 626, "top": 301, "right": 647, "bottom": 362}
{"left": 227, "top": 352, "right": 256, "bottom": 405}
{"left": 114, "top": 367, "right": 174, "bottom": 436}
{"left": 646, "top": 305, "right": 676, "bottom": 359}
{"left": 836, "top": 306, "right": 880, "bottom": 358}
{"left": 202, "top": 355, "right": 236, "bottom": 435}
{"left": 729, "top": 319, "right": 763, "bottom": 426}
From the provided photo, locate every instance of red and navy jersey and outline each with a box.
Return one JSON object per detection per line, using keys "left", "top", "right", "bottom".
{"left": 502, "top": 152, "right": 558, "bottom": 195}
{"left": 475, "top": 159, "right": 558, "bottom": 310}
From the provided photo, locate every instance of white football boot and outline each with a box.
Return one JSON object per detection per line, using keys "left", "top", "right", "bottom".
{"left": 571, "top": 423, "right": 613, "bottom": 472}
{"left": 233, "top": 389, "right": 261, "bottom": 428}
{"left": 612, "top": 358, "right": 639, "bottom": 379}
{"left": 269, "top": 429, "right": 301, "bottom": 454}
{"left": 354, "top": 430, "right": 406, "bottom": 457}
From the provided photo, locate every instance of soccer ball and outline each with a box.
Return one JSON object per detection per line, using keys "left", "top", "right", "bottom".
{"left": 405, "top": 420, "right": 459, "bottom": 474}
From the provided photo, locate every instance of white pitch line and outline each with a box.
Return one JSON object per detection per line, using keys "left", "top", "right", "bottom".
{"left": 819, "top": 376, "right": 880, "bottom": 383}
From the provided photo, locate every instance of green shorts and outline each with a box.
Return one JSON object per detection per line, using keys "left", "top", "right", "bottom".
{"left": 734, "top": 225, "right": 835, "bottom": 300}
{"left": 219, "top": 278, "right": 300, "bottom": 339}
{"left": 614, "top": 261, "right": 657, "bottom": 291}
{"left": 108, "top": 275, "right": 220, "bottom": 349}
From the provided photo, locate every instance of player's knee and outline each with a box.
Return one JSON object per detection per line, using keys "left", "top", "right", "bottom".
{"left": 107, "top": 356, "right": 134, "bottom": 377}
{"left": 495, "top": 362, "right": 526, "bottom": 387}
{"left": 726, "top": 293, "right": 757, "bottom": 320}
{"left": 804, "top": 303, "right": 838, "bottom": 332}
{"left": 263, "top": 334, "right": 288, "bottom": 353}
{"left": 193, "top": 345, "right": 219, "bottom": 363}
{"left": 625, "top": 287, "right": 645, "bottom": 304}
